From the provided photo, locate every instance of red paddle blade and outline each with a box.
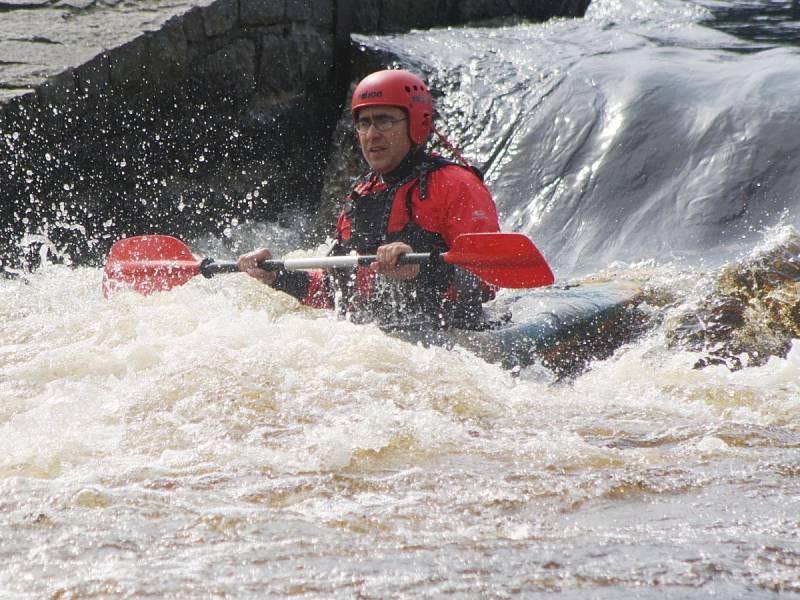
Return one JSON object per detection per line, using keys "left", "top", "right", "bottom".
{"left": 445, "top": 233, "right": 554, "bottom": 289}
{"left": 102, "top": 235, "right": 200, "bottom": 298}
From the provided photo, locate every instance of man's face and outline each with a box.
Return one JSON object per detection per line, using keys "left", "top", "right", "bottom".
{"left": 355, "top": 106, "right": 412, "bottom": 175}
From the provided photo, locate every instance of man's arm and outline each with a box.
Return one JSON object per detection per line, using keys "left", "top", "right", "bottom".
{"left": 237, "top": 248, "right": 333, "bottom": 309}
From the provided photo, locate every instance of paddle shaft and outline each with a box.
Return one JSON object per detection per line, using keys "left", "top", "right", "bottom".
{"left": 103, "top": 232, "right": 554, "bottom": 295}
{"left": 199, "top": 252, "right": 437, "bottom": 277}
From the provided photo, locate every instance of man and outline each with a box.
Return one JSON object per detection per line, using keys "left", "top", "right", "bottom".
{"left": 238, "top": 69, "right": 501, "bottom": 329}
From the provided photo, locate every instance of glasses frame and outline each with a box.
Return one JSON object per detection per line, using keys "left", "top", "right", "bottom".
{"left": 354, "top": 116, "right": 408, "bottom": 134}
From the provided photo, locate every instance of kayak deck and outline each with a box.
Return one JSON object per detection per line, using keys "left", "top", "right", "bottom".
{"left": 393, "top": 279, "right": 644, "bottom": 378}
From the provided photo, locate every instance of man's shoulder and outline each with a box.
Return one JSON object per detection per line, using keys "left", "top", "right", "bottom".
{"left": 430, "top": 162, "right": 488, "bottom": 190}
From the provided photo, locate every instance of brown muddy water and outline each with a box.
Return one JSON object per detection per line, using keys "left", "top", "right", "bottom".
{"left": 1, "top": 256, "right": 798, "bottom": 598}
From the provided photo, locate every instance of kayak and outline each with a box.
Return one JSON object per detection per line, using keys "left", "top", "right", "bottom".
{"left": 391, "top": 279, "right": 644, "bottom": 378}
{"left": 101, "top": 235, "right": 641, "bottom": 377}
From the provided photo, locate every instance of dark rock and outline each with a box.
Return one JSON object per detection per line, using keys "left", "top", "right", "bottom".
{"left": 258, "top": 32, "right": 295, "bottom": 93}
{"left": 182, "top": 7, "right": 206, "bottom": 44}
{"left": 74, "top": 53, "right": 110, "bottom": 97}
{"left": 38, "top": 70, "right": 78, "bottom": 106}
{"left": 202, "top": 0, "right": 237, "bottom": 37}
{"left": 380, "top": 0, "right": 442, "bottom": 31}
{"left": 290, "top": 28, "right": 333, "bottom": 86}
{"left": 108, "top": 35, "right": 148, "bottom": 91}
{"left": 309, "top": 0, "right": 333, "bottom": 29}
{"left": 55, "top": 0, "right": 96, "bottom": 9}
{"left": 352, "top": 0, "right": 380, "bottom": 32}
{"left": 240, "top": 0, "right": 284, "bottom": 26}
{"left": 666, "top": 234, "right": 800, "bottom": 369}
{"left": 286, "top": 0, "right": 309, "bottom": 22}
{"left": 191, "top": 38, "right": 256, "bottom": 100}
{"left": 141, "top": 20, "right": 189, "bottom": 87}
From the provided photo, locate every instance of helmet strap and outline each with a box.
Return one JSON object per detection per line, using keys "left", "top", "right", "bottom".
{"left": 431, "top": 126, "right": 472, "bottom": 169}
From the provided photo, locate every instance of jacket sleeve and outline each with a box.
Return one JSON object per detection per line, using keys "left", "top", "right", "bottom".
{"left": 438, "top": 167, "right": 501, "bottom": 302}
{"left": 270, "top": 214, "right": 349, "bottom": 309}
{"left": 436, "top": 167, "right": 500, "bottom": 245}
{"left": 271, "top": 269, "right": 333, "bottom": 309}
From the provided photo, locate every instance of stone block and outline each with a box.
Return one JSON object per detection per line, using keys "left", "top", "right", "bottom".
{"left": 309, "top": 0, "right": 333, "bottom": 29}
{"left": 0, "top": 89, "right": 34, "bottom": 109}
{"left": 37, "top": 70, "right": 79, "bottom": 106}
{"left": 258, "top": 33, "right": 294, "bottom": 93}
{"left": 381, "top": 0, "right": 442, "bottom": 30}
{"left": 183, "top": 7, "right": 206, "bottom": 43}
{"left": 75, "top": 53, "right": 110, "bottom": 97}
{"left": 352, "top": 0, "right": 380, "bottom": 32}
{"left": 192, "top": 39, "right": 257, "bottom": 100}
{"left": 203, "top": 0, "right": 237, "bottom": 38}
{"left": 1, "top": 90, "right": 38, "bottom": 126}
{"left": 241, "top": 0, "right": 285, "bottom": 27}
{"left": 286, "top": 0, "right": 309, "bottom": 21}
{"left": 142, "top": 21, "right": 189, "bottom": 86}
{"left": 108, "top": 35, "right": 147, "bottom": 91}
{"left": 454, "top": 0, "right": 502, "bottom": 21}
{"left": 291, "top": 30, "right": 332, "bottom": 86}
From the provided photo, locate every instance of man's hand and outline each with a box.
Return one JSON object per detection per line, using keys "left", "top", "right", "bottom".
{"left": 237, "top": 248, "right": 278, "bottom": 285}
{"left": 371, "top": 241, "right": 420, "bottom": 280}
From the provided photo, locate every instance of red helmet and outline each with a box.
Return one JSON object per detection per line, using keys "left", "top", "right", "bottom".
{"left": 351, "top": 69, "right": 433, "bottom": 145}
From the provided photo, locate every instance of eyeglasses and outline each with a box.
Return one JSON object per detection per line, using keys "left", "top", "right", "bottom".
{"left": 354, "top": 116, "right": 407, "bottom": 134}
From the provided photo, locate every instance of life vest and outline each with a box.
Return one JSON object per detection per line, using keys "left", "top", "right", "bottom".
{"left": 330, "top": 152, "right": 487, "bottom": 328}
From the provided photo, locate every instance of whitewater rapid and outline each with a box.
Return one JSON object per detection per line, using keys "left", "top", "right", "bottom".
{"left": 2, "top": 0, "right": 800, "bottom": 596}
{"left": 2, "top": 238, "right": 799, "bottom": 596}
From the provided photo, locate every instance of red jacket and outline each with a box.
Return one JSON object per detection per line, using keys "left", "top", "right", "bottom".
{"left": 266, "top": 153, "right": 500, "bottom": 328}
{"left": 297, "top": 162, "right": 500, "bottom": 311}
{"left": 338, "top": 163, "right": 500, "bottom": 249}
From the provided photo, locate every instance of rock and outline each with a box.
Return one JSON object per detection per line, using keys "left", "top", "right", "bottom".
{"left": 286, "top": 0, "right": 309, "bottom": 22}
{"left": 191, "top": 38, "right": 256, "bottom": 100}
{"left": 258, "top": 31, "right": 295, "bottom": 93}
{"left": 666, "top": 233, "right": 800, "bottom": 369}
{"left": 0, "top": 0, "right": 52, "bottom": 7}
{"left": 38, "top": 70, "right": 78, "bottom": 105}
{"left": 74, "top": 53, "right": 109, "bottom": 97}
{"left": 107, "top": 35, "right": 148, "bottom": 91}
{"left": 201, "top": 0, "right": 236, "bottom": 37}
{"left": 55, "top": 0, "right": 96, "bottom": 9}
{"left": 240, "top": 0, "right": 284, "bottom": 26}
{"left": 141, "top": 19, "right": 189, "bottom": 87}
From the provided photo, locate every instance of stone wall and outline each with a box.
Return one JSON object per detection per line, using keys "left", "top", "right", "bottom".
{"left": 1, "top": 0, "right": 350, "bottom": 269}
{"left": 351, "top": 0, "right": 590, "bottom": 32}
{"left": 0, "top": 0, "right": 589, "bottom": 271}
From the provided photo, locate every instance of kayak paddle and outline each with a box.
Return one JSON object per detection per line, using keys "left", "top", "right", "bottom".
{"left": 102, "top": 232, "right": 554, "bottom": 297}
